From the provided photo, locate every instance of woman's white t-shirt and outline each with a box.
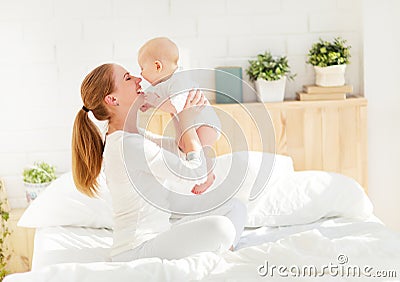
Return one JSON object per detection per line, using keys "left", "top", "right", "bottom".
{"left": 103, "top": 130, "right": 207, "bottom": 257}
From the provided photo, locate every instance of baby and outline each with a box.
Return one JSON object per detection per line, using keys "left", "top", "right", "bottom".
{"left": 138, "top": 37, "right": 220, "bottom": 195}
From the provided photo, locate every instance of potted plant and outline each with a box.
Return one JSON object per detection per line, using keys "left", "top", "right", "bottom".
{"left": 246, "top": 51, "right": 295, "bottom": 102}
{"left": 23, "top": 161, "right": 57, "bottom": 203}
{"left": 307, "top": 37, "right": 351, "bottom": 87}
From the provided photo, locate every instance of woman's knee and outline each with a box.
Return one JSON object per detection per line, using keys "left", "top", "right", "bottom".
{"left": 231, "top": 198, "right": 248, "bottom": 216}
{"left": 204, "top": 215, "right": 236, "bottom": 248}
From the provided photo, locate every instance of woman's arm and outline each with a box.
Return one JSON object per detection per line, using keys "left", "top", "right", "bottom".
{"left": 138, "top": 127, "right": 180, "bottom": 155}
{"left": 124, "top": 134, "right": 208, "bottom": 189}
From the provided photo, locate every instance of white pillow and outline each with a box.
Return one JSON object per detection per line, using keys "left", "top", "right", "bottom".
{"left": 233, "top": 151, "right": 295, "bottom": 203}
{"left": 193, "top": 152, "right": 294, "bottom": 214}
{"left": 247, "top": 152, "right": 294, "bottom": 200}
{"left": 246, "top": 170, "right": 373, "bottom": 227}
{"left": 18, "top": 172, "right": 113, "bottom": 229}
{"left": 20, "top": 156, "right": 369, "bottom": 230}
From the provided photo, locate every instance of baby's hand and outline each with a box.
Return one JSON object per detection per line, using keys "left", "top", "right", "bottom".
{"left": 144, "top": 92, "right": 177, "bottom": 114}
{"left": 140, "top": 103, "right": 152, "bottom": 112}
{"left": 144, "top": 92, "right": 161, "bottom": 107}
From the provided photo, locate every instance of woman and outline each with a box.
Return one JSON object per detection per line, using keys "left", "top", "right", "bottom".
{"left": 71, "top": 63, "right": 241, "bottom": 261}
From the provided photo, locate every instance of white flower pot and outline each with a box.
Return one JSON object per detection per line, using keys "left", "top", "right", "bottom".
{"left": 255, "top": 76, "right": 286, "bottom": 102}
{"left": 24, "top": 182, "right": 51, "bottom": 203}
{"left": 314, "top": 65, "right": 346, "bottom": 87}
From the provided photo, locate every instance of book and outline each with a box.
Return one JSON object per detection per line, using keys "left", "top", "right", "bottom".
{"left": 296, "top": 92, "right": 346, "bottom": 101}
{"left": 215, "top": 66, "right": 243, "bottom": 104}
{"left": 303, "top": 84, "right": 353, "bottom": 94}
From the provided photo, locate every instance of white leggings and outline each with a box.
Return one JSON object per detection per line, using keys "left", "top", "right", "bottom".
{"left": 169, "top": 198, "right": 247, "bottom": 248}
{"left": 111, "top": 215, "right": 235, "bottom": 261}
{"left": 111, "top": 199, "right": 247, "bottom": 262}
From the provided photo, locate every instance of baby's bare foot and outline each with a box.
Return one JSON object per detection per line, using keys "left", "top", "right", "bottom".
{"left": 191, "top": 173, "right": 215, "bottom": 194}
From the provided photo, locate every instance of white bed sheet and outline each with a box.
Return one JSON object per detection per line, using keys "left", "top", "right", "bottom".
{"left": 7, "top": 214, "right": 400, "bottom": 281}
{"left": 32, "top": 215, "right": 385, "bottom": 270}
{"left": 32, "top": 226, "right": 112, "bottom": 270}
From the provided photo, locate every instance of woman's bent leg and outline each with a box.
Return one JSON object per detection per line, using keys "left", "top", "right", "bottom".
{"left": 112, "top": 215, "right": 235, "bottom": 261}
{"left": 170, "top": 198, "right": 248, "bottom": 249}
{"left": 223, "top": 198, "right": 247, "bottom": 248}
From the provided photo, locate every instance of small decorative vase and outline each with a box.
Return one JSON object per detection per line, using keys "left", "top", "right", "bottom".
{"left": 314, "top": 65, "right": 346, "bottom": 87}
{"left": 24, "top": 182, "right": 51, "bottom": 203}
{"left": 255, "top": 76, "right": 286, "bottom": 102}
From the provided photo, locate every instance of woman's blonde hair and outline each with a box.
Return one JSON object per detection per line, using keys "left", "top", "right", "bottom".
{"left": 72, "top": 63, "right": 114, "bottom": 197}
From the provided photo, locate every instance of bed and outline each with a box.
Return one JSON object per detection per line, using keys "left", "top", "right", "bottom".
{"left": 27, "top": 216, "right": 400, "bottom": 281}
{"left": 5, "top": 152, "right": 400, "bottom": 281}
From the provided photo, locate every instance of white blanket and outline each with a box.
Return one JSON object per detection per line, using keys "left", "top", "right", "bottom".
{"left": 5, "top": 216, "right": 400, "bottom": 282}
{"left": 6, "top": 163, "right": 400, "bottom": 282}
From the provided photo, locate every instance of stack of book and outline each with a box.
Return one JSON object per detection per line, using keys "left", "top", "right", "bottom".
{"left": 296, "top": 85, "right": 353, "bottom": 101}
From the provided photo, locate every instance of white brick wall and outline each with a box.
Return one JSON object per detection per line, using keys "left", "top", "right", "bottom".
{"left": 0, "top": 0, "right": 363, "bottom": 207}
{"left": 364, "top": 0, "right": 400, "bottom": 232}
{"left": 226, "top": 0, "right": 281, "bottom": 14}
{"left": 171, "top": 0, "right": 226, "bottom": 16}
{"left": 281, "top": 0, "right": 338, "bottom": 12}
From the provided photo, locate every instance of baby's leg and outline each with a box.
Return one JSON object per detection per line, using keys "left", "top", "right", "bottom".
{"left": 190, "top": 125, "right": 219, "bottom": 194}
{"left": 177, "top": 125, "right": 218, "bottom": 154}
{"left": 196, "top": 125, "right": 219, "bottom": 149}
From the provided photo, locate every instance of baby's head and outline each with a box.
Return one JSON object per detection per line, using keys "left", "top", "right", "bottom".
{"left": 138, "top": 37, "right": 179, "bottom": 85}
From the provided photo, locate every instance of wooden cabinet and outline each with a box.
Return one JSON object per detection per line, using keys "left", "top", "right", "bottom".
{"left": 7, "top": 209, "right": 35, "bottom": 273}
{"left": 0, "top": 179, "right": 35, "bottom": 274}
{"left": 139, "top": 97, "right": 368, "bottom": 192}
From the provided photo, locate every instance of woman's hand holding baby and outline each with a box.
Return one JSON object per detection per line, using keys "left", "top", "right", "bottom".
{"left": 177, "top": 89, "right": 206, "bottom": 131}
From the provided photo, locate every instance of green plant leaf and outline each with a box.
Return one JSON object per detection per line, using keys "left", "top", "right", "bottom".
{"left": 23, "top": 161, "right": 57, "bottom": 184}
{"left": 246, "top": 51, "right": 295, "bottom": 81}
{"left": 307, "top": 37, "right": 351, "bottom": 67}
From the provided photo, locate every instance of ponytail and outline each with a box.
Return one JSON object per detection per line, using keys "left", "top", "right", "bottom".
{"left": 72, "top": 110, "right": 104, "bottom": 197}
{"left": 72, "top": 64, "right": 114, "bottom": 197}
